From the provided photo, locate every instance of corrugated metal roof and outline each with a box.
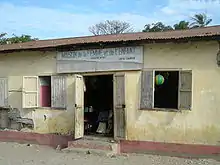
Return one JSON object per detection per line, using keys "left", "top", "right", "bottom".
{"left": 0, "top": 25, "right": 220, "bottom": 52}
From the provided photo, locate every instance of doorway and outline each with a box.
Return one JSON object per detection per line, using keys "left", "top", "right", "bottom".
{"left": 83, "top": 74, "right": 114, "bottom": 137}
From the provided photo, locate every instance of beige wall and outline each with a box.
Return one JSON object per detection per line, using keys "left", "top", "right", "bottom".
{"left": 1, "top": 41, "right": 220, "bottom": 145}
{"left": 125, "top": 41, "right": 220, "bottom": 145}
{"left": 0, "top": 51, "right": 74, "bottom": 135}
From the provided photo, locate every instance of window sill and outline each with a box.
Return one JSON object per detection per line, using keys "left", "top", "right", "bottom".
{"left": 139, "top": 108, "right": 183, "bottom": 112}
{"left": 25, "top": 107, "right": 66, "bottom": 111}
{"left": 38, "top": 107, "right": 66, "bottom": 110}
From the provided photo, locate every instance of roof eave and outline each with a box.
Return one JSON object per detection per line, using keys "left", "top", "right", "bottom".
{"left": 0, "top": 35, "right": 219, "bottom": 53}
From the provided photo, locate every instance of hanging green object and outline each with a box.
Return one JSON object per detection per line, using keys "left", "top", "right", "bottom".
{"left": 155, "top": 74, "right": 165, "bottom": 85}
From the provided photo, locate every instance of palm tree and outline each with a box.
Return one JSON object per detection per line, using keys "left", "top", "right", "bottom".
{"left": 173, "top": 21, "right": 190, "bottom": 30}
{"left": 190, "top": 13, "right": 212, "bottom": 28}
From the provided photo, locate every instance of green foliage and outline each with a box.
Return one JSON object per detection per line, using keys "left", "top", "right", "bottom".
{"left": 174, "top": 21, "right": 190, "bottom": 30}
{"left": 190, "top": 13, "right": 212, "bottom": 28}
{"left": 142, "top": 13, "right": 212, "bottom": 32}
{"left": 0, "top": 34, "right": 38, "bottom": 45}
{"left": 142, "top": 22, "right": 173, "bottom": 32}
{"left": 0, "top": 33, "right": 7, "bottom": 38}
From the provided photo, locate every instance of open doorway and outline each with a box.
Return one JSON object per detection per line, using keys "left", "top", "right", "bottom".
{"left": 84, "top": 75, "right": 114, "bottom": 137}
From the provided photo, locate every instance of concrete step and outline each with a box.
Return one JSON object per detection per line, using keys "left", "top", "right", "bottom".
{"left": 83, "top": 135, "right": 116, "bottom": 142}
{"left": 64, "top": 138, "right": 119, "bottom": 156}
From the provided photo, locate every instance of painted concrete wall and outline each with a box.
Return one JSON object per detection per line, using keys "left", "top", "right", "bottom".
{"left": 125, "top": 41, "right": 220, "bottom": 145}
{"left": 1, "top": 40, "right": 220, "bottom": 145}
{"left": 0, "top": 51, "right": 74, "bottom": 135}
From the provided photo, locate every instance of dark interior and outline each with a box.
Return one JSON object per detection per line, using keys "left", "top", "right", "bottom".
{"left": 84, "top": 75, "right": 113, "bottom": 137}
{"left": 154, "top": 71, "right": 179, "bottom": 109}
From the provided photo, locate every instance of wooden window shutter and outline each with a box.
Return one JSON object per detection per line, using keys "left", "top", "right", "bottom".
{"left": 114, "top": 74, "right": 125, "bottom": 107}
{"left": 140, "top": 70, "right": 154, "bottom": 109}
{"left": 51, "top": 75, "right": 67, "bottom": 109}
{"left": 22, "top": 76, "right": 39, "bottom": 108}
{"left": 178, "top": 70, "right": 192, "bottom": 110}
{"left": 114, "top": 73, "right": 125, "bottom": 139}
{"left": 0, "top": 77, "right": 8, "bottom": 107}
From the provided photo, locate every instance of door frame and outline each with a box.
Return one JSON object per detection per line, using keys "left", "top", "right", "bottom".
{"left": 74, "top": 71, "right": 126, "bottom": 140}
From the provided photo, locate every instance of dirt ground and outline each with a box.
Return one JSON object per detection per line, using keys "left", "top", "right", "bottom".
{"left": 0, "top": 142, "right": 219, "bottom": 165}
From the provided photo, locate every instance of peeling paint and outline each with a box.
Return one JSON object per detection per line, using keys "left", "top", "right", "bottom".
{"left": 0, "top": 51, "right": 76, "bottom": 135}
{"left": 32, "top": 109, "right": 74, "bottom": 135}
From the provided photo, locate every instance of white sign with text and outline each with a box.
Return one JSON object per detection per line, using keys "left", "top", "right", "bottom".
{"left": 57, "top": 46, "right": 143, "bottom": 63}
{"left": 56, "top": 46, "right": 144, "bottom": 73}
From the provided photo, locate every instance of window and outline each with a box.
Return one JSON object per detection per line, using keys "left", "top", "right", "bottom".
{"left": 39, "top": 76, "right": 51, "bottom": 107}
{"left": 140, "top": 70, "right": 192, "bottom": 110}
{"left": 22, "top": 75, "right": 67, "bottom": 109}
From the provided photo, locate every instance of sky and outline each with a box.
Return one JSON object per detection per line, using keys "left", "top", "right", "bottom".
{"left": 0, "top": 0, "right": 220, "bottom": 39}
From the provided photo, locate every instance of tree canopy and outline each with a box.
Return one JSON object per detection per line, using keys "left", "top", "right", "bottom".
{"left": 142, "top": 13, "right": 212, "bottom": 32}
{"left": 0, "top": 33, "right": 7, "bottom": 38}
{"left": 89, "top": 20, "right": 133, "bottom": 35}
{"left": 0, "top": 34, "right": 38, "bottom": 45}
{"left": 88, "top": 13, "right": 212, "bottom": 35}
{"left": 142, "top": 22, "right": 173, "bottom": 32}
{"left": 173, "top": 21, "right": 190, "bottom": 30}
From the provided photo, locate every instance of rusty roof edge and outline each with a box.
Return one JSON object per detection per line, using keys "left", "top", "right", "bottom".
{"left": 10, "top": 24, "right": 220, "bottom": 42}
{"left": 1, "top": 35, "right": 219, "bottom": 54}
{"left": 0, "top": 25, "right": 220, "bottom": 52}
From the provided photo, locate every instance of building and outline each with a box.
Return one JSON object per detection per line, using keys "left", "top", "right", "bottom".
{"left": 0, "top": 25, "right": 220, "bottom": 154}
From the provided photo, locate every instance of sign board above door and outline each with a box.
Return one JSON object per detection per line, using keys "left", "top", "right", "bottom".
{"left": 56, "top": 46, "right": 143, "bottom": 73}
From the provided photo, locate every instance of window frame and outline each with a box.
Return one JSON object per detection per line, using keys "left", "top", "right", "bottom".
{"left": 22, "top": 75, "right": 67, "bottom": 110}
{"left": 38, "top": 76, "right": 51, "bottom": 108}
{"left": 140, "top": 68, "right": 192, "bottom": 111}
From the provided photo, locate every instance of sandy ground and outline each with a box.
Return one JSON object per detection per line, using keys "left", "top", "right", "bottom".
{"left": 0, "top": 142, "right": 219, "bottom": 165}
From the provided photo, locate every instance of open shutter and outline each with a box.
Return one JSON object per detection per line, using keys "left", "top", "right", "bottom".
{"left": 0, "top": 77, "right": 8, "bottom": 107}
{"left": 51, "top": 75, "right": 67, "bottom": 109}
{"left": 178, "top": 70, "right": 192, "bottom": 110}
{"left": 114, "top": 73, "right": 126, "bottom": 139}
{"left": 22, "top": 76, "right": 39, "bottom": 108}
{"left": 140, "top": 70, "right": 154, "bottom": 109}
{"left": 74, "top": 74, "right": 84, "bottom": 139}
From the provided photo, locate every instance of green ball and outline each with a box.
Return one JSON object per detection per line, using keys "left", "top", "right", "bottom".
{"left": 155, "top": 74, "right": 165, "bottom": 85}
